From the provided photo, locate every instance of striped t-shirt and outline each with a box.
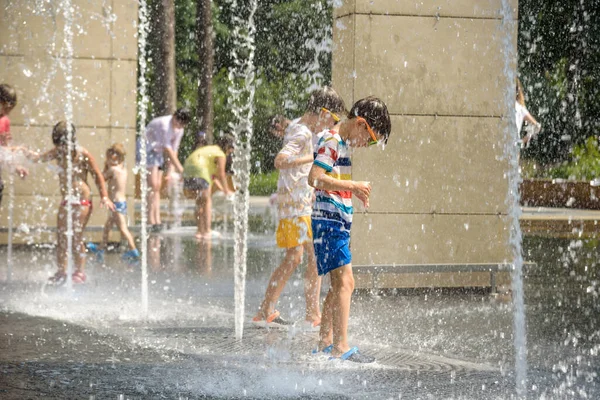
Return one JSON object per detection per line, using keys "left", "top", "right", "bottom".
{"left": 312, "top": 130, "right": 352, "bottom": 232}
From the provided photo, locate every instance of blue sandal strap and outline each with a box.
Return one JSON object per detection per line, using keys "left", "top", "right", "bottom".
{"left": 312, "top": 344, "right": 334, "bottom": 355}
{"left": 340, "top": 346, "right": 359, "bottom": 360}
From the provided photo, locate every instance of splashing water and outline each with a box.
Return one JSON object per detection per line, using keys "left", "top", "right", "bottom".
{"left": 500, "top": 0, "right": 527, "bottom": 396}
{"left": 137, "top": 0, "right": 151, "bottom": 316}
{"left": 226, "top": 0, "right": 258, "bottom": 340}
{"left": 6, "top": 169, "right": 14, "bottom": 282}
{"left": 301, "top": 1, "right": 332, "bottom": 93}
{"left": 61, "top": 0, "right": 75, "bottom": 289}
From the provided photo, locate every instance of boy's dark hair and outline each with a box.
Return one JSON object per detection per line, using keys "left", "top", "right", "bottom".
{"left": 305, "top": 86, "right": 346, "bottom": 115}
{"left": 348, "top": 96, "right": 392, "bottom": 144}
{"left": 268, "top": 114, "right": 287, "bottom": 131}
{"left": 195, "top": 131, "right": 208, "bottom": 148}
{"left": 0, "top": 84, "right": 17, "bottom": 108}
{"left": 173, "top": 107, "right": 192, "bottom": 125}
{"left": 52, "top": 121, "right": 77, "bottom": 146}
{"left": 215, "top": 134, "right": 234, "bottom": 152}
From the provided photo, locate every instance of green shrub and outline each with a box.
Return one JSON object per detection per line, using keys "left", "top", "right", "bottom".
{"left": 547, "top": 136, "right": 600, "bottom": 180}
{"left": 249, "top": 171, "right": 279, "bottom": 196}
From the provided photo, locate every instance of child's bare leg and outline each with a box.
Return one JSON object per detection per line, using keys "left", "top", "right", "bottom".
{"left": 329, "top": 264, "right": 355, "bottom": 356}
{"left": 303, "top": 241, "right": 321, "bottom": 323}
{"left": 147, "top": 167, "right": 162, "bottom": 225}
{"left": 194, "top": 191, "right": 205, "bottom": 236}
{"left": 254, "top": 245, "right": 303, "bottom": 319}
{"left": 318, "top": 287, "right": 334, "bottom": 349}
{"left": 74, "top": 205, "right": 91, "bottom": 273}
{"left": 101, "top": 214, "right": 114, "bottom": 250}
{"left": 56, "top": 206, "right": 68, "bottom": 274}
{"left": 204, "top": 189, "right": 212, "bottom": 234}
{"left": 195, "top": 189, "right": 211, "bottom": 238}
{"left": 115, "top": 213, "right": 136, "bottom": 251}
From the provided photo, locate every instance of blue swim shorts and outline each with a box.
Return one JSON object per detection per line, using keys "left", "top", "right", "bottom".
{"left": 312, "top": 219, "right": 352, "bottom": 276}
{"left": 114, "top": 201, "right": 127, "bottom": 215}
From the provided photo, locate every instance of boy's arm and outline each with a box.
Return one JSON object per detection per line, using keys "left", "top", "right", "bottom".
{"left": 274, "top": 152, "right": 313, "bottom": 170}
{"left": 163, "top": 147, "right": 183, "bottom": 174}
{"left": 82, "top": 148, "right": 115, "bottom": 212}
{"left": 308, "top": 165, "right": 371, "bottom": 207}
{"left": 21, "top": 147, "right": 57, "bottom": 163}
{"left": 274, "top": 130, "right": 312, "bottom": 170}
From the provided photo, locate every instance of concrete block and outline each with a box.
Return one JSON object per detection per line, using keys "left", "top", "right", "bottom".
{"left": 351, "top": 213, "right": 510, "bottom": 265}
{"left": 332, "top": 15, "right": 355, "bottom": 108}
{"left": 375, "top": 271, "right": 491, "bottom": 288}
{"left": 351, "top": 115, "right": 509, "bottom": 214}
{"left": 0, "top": 57, "right": 111, "bottom": 127}
{"left": 352, "top": 0, "right": 518, "bottom": 19}
{"left": 112, "top": 0, "right": 139, "bottom": 60}
{"left": 334, "top": 0, "right": 355, "bottom": 18}
{"left": 110, "top": 60, "right": 138, "bottom": 129}
{"left": 353, "top": 14, "right": 506, "bottom": 116}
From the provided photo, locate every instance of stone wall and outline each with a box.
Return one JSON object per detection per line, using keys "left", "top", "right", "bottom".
{"left": 0, "top": 0, "right": 138, "bottom": 243}
{"left": 333, "top": 0, "right": 518, "bottom": 287}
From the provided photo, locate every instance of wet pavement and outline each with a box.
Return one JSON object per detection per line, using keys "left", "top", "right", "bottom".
{"left": 1, "top": 227, "right": 600, "bottom": 398}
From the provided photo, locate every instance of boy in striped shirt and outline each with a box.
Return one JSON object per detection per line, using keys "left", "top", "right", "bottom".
{"left": 252, "top": 87, "right": 346, "bottom": 328}
{"left": 309, "top": 97, "right": 391, "bottom": 363}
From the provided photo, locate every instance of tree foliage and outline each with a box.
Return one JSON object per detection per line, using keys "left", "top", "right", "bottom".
{"left": 165, "top": 0, "right": 332, "bottom": 171}
{"left": 519, "top": 0, "right": 600, "bottom": 166}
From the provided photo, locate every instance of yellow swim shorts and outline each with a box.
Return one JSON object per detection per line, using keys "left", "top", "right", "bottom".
{"left": 276, "top": 216, "right": 313, "bottom": 248}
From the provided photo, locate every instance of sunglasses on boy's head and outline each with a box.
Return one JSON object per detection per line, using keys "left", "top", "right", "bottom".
{"left": 356, "top": 116, "right": 380, "bottom": 146}
{"left": 321, "top": 107, "right": 341, "bottom": 122}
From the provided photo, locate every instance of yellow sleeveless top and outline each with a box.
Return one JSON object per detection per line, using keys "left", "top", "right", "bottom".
{"left": 183, "top": 145, "right": 225, "bottom": 185}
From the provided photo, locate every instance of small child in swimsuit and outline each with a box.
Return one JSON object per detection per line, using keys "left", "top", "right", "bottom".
{"left": 88, "top": 143, "right": 139, "bottom": 264}
{"left": 23, "top": 121, "right": 115, "bottom": 285}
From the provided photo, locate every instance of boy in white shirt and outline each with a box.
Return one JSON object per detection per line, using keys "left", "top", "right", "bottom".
{"left": 252, "top": 87, "right": 346, "bottom": 328}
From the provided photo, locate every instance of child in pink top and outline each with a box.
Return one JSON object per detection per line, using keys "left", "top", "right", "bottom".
{"left": 0, "top": 83, "right": 28, "bottom": 206}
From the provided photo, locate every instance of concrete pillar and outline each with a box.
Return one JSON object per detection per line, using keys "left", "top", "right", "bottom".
{"left": 332, "top": 1, "right": 518, "bottom": 289}
{"left": 0, "top": 1, "right": 138, "bottom": 243}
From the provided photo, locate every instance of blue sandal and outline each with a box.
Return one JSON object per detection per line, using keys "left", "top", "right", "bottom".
{"left": 331, "top": 346, "right": 375, "bottom": 363}
{"left": 311, "top": 344, "right": 333, "bottom": 355}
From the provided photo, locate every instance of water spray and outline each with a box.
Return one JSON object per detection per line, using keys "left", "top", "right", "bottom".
{"left": 500, "top": 0, "right": 528, "bottom": 396}
{"left": 137, "top": 0, "right": 151, "bottom": 316}
{"left": 226, "top": 0, "right": 258, "bottom": 340}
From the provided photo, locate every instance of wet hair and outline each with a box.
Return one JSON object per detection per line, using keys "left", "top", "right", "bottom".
{"left": 269, "top": 115, "right": 288, "bottom": 131}
{"left": 348, "top": 96, "right": 392, "bottom": 144}
{"left": 173, "top": 107, "right": 192, "bottom": 125}
{"left": 305, "top": 86, "right": 347, "bottom": 116}
{"left": 195, "top": 131, "right": 208, "bottom": 148}
{"left": 52, "top": 121, "right": 77, "bottom": 146}
{"left": 516, "top": 78, "right": 525, "bottom": 106}
{"left": 107, "top": 143, "right": 126, "bottom": 163}
{"left": 0, "top": 83, "right": 17, "bottom": 109}
{"left": 215, "top": 134, "right": 234, "bottom": 152}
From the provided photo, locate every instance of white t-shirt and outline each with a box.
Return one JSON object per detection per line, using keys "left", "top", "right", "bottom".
{"left": 515, "top": 101, "right": 531, "bottom": 133}
{"left": 145, "top": 115, "right": 184, "bottom": 154}
{"left": 276, "top": 121, "right": 314, "bottom": 219}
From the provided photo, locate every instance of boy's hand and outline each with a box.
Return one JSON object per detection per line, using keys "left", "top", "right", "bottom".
{"left": 352, "top": 181, "right": 371, "bottom": 208}
{"left": 101, "top": 197, "right": 116, "bottom": 212}
{"left": 16, "top": 167, "right": 28, "bottom": 179}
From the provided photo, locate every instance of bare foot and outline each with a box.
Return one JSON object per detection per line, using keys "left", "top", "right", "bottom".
{"left": 305, "top": 315, "right": 321, "bottom": 326}
{"left": 317, "top": 340, "right": 332, "bottom": 352}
